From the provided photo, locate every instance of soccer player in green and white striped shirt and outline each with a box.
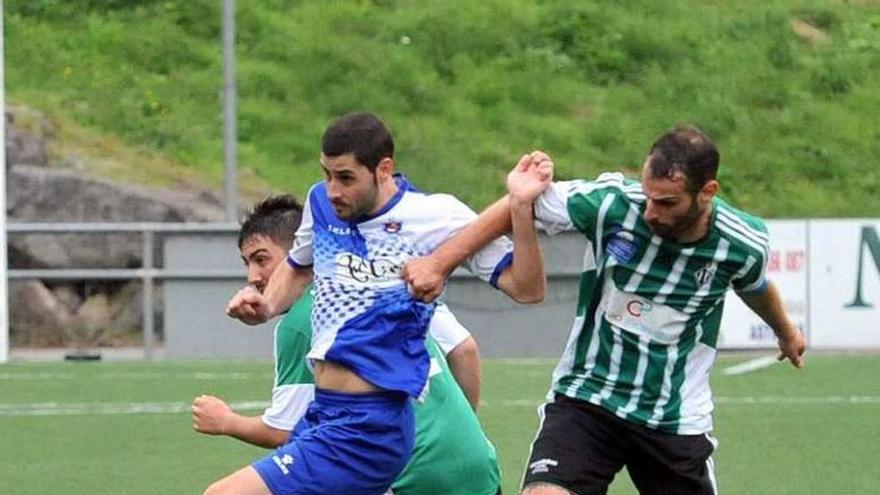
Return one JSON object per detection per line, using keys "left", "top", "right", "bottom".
{"left": 403, "top": 127, "right": 805, "bottom": 495}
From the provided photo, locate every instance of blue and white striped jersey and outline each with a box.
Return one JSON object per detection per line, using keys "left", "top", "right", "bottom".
{"left": 287, "top": 175, "right": 512, "bottom": 397}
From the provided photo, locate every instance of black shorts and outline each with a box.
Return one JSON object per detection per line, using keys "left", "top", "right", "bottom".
{"left": 522, "top": 395, "right": 717, "bottom": 495}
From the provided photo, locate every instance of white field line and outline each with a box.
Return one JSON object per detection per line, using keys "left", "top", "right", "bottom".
{"left": 480, "top": 396, "right": 880, "bottom": 408}
{"left": 721, "top": 355, "right": 779, "bottom": 376}
{"left": 3, "top": 395, "right": 880, "bottom": 417}
{"left": 0, "top": 400, "right": 268, "bottom": 416}
{"left": 713, "top": 396, "right": 880, "bottom": 404}
{"left": 0, "top": 372, "right": 267, "bottom": 381}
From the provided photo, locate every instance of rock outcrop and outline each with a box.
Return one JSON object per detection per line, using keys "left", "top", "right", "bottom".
{"left": 6, "top": 106, "right": 227, "bottom": 348}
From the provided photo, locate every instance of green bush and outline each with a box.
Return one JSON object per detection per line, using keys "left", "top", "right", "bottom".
{"left": 5, "top": 0, "right": 880, "bottom": 216}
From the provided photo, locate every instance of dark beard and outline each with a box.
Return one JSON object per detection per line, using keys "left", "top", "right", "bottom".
{"left": 649, "top": 200, "right": 704, "bottom": 241}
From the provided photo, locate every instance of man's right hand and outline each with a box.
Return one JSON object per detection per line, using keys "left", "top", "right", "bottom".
{"left": 192, "top": 394, "right": 234, "bottom": 435}
{"left": 226, "top": 286, "right": 271, "bottom": 325}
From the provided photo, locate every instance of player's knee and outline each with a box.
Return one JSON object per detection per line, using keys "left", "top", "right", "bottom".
{"left": 202, "top": 481, "right": 225, "bottom": 495}
{"left": 521, "top": 482, "right": 573, "bottom": 495}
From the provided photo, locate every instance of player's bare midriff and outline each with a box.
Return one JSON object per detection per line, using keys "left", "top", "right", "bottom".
{"left": 314, "top": 359, "right": 381, "bottom": 393}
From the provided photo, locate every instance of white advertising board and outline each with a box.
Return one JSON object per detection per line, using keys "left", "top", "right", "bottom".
{"left": 718, "top": 220, "right": 809, "bottom": 349}
{"left": 808, "top": 220, "right": 880, "bottom": 348}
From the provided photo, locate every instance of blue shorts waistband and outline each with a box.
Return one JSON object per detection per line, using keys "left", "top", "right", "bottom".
{"left": 314, "top": 387, "right": 408, "bottom": 406}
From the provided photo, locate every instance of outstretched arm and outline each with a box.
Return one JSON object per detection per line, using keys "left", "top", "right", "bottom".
{"left": 227, "top": 262, "right": 313, "bottom": 325}
{"left": 403, "top": 151, "right": 552, "bottom": 302}
{"left": 738, "top": 281, "right": 806, "bottom": 368}
{"left": 403, "top": 197, "right": 512, "bottom": 302}
{"left": 494, "top": 152, "right": 552, "bottom": 303}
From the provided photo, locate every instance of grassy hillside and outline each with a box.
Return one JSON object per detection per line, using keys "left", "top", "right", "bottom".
{"left": 6, "top": 0, "right": 880, "bottom": 216}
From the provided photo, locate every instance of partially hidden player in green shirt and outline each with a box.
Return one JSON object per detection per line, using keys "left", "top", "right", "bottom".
{"left": 192, "top": 194, "right": 502, "bottom": 495}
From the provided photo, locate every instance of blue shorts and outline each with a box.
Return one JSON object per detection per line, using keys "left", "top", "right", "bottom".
{"left": 252, "top": 388, "right": 415, "bottom": 495}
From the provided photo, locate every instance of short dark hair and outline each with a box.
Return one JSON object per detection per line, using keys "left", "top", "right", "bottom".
{"left": 321, "top": 112, "right": 395, "bottom": 171}
{"left": 646, "top": 125, "right": 719, "bottom": 193}
{"left": 238, "top": 194, "right": 303, "bottom": 250}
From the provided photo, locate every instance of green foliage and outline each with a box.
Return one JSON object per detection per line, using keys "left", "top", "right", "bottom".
{"left": 5, "top": 0, "right": 880, "bottom": 216}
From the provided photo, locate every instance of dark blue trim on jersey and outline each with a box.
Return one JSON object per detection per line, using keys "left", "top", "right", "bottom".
{"left": 489, "top": 251, "right": 514, "bottom": 289}
{"left": 394, "top": 173, "right": 423, "bottom": 193}
{"left": 310, "top": 182, "right": 354, "bottom": 229}
{"left": 309, "top": 183, "right": 369, "bottom": 258}
{"left": 286, "top": 255, "right": 312, "bottom": 269}
{"left": 308, "top": 175, "right": 419, "bottom": 226}
{"left": 737, "top": 277, "right": 769, "bottom": 294}
{"left": 357, "top": 174, "right": 412, "bottom": 222}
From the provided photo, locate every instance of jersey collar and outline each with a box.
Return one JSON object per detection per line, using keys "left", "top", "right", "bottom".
{"left": 354, "top": 174, "right": 412, "bottom": 224}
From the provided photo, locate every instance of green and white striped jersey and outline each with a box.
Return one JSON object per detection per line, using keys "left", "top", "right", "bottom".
{"left": 535, "top": 173, "right": 770, "bottom": 434}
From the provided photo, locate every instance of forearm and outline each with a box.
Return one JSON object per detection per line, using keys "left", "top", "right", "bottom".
{"left": 432, "top": 197, "right": 513, "bottom": 276}
{"left": 739, "top": 281, "right": 797, "bottom": 337}
{"left": 223, "top": 414, "right": 291, "bottom": 449}
{"left": 498, "top": 197, "right": 546, "bottom": 303}
{"left": 446, "top": 337, "right": 482, "bottom": 412}
{"left": 739, "top": 280, "right": 806, "bottom": 367}
{"left": 263, "top": 262, "right": 313, "bottom": 317}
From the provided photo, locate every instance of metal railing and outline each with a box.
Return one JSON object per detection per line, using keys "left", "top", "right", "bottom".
{"left": 6, "top": 222, "right": 242, "bottom": 359}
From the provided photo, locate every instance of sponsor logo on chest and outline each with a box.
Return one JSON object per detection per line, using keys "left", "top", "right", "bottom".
{"left": 336, "top": 253, "right": 402, "bottom": 284}
{"left": 607, "top": 229, "right": 640, "bottom": 264}
{"left": 327, "top": 224, "right": 352, "bottom": 236}
{"left": 626, "top": 299, "right": 654, "bottom": 317}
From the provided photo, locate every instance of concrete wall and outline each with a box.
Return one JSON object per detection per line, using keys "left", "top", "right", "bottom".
{"left": 163, "top": 233, "right": 277, "bottom": 359}
{"left": 161, "top": 232, "right": 589, "bottom": 359}
{"left": 162, "top": 220, "right": 880, "bottom": 358}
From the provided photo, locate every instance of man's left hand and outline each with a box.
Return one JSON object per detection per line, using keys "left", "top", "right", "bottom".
{"left": 777, "top": 328, "right": 806, "bottom": 368}
{"left": 507, "top": 151, "right": 554, "bottom": 204}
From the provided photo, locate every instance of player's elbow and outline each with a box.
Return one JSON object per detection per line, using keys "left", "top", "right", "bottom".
{"left": 268, "top": 429, "right": 292, "bottom": 448}
{"left": 498, "top": 271, "right": 546, "bottom": 303}
{"left": 203, "top": 482, "right": 225, "bottom": 495}
{"left": 514, "top": 292, "right": 545, "bottom": 304}
{"left": 449, "top": 336, "right": 480, "bottom": 364}
{"left": 510, "top": 281, "right": 546, "bottom": 304}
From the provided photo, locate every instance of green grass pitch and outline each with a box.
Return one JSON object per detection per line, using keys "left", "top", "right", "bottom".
{"left": 1, "top": 354, "right": 878, "bottom": 494}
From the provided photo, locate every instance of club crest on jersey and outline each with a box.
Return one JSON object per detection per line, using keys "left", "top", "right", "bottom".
{"left": 694, "top": 264, "right": 716, "bottom": 287}
{"left": 607, "top": 229, "right": 639, "bottom": 263}
{"left": 383, "top": 220, "right": 403, "bottom": 233}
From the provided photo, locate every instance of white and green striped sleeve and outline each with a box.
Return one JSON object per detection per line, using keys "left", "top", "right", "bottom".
{"left": 535, "top": 173, "right": 632, "bottom": 240}
{"left": 728, "top": 213, "right": 771, "bottom": 293}
{"left": 534, "top": 180, "right": 578, "bottom": 235}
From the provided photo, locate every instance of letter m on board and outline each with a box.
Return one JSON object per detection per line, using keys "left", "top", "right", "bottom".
{"left": 847, "top": 225, "right": 880, "bottom": 308}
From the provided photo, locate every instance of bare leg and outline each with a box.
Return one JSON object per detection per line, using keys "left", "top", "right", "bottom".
{"left": 204, "top": 465, "right": 272, "bottom": 495}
